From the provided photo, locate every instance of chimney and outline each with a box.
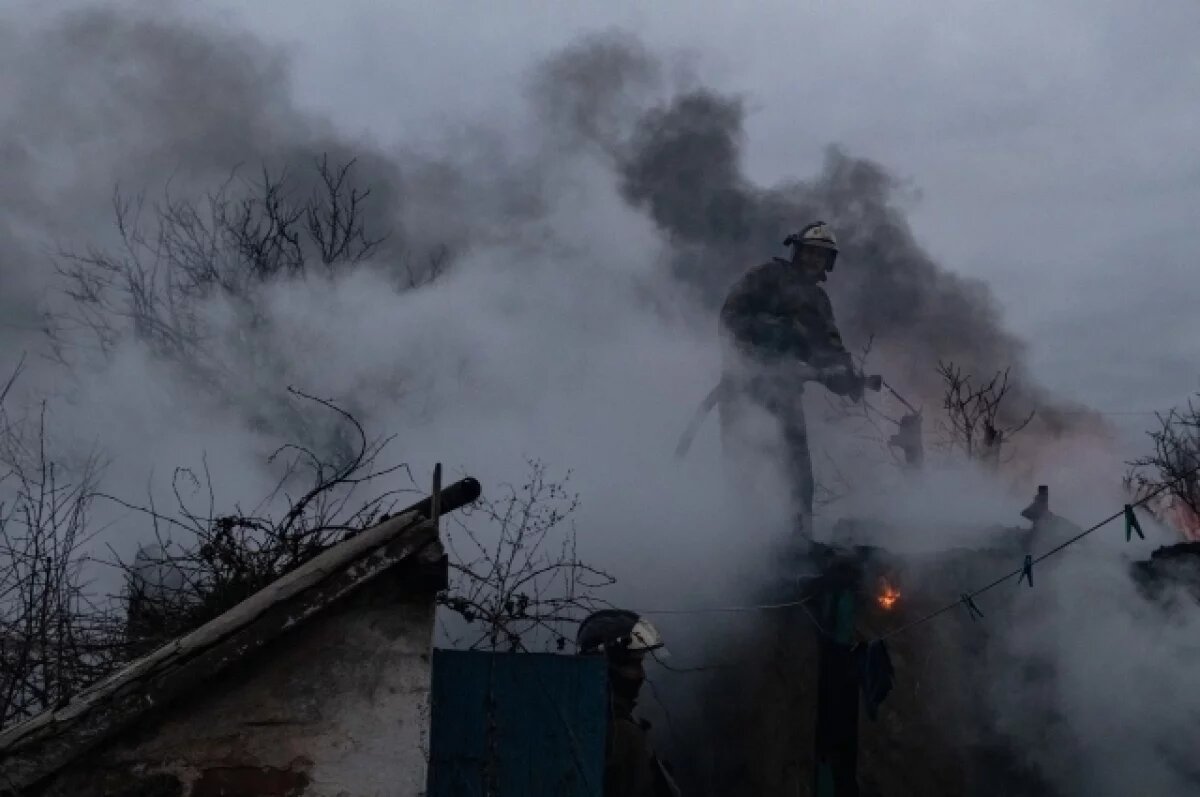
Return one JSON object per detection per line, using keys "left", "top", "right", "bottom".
{"left": 1021, "top": 485, "right": 1049, "bottom": 524}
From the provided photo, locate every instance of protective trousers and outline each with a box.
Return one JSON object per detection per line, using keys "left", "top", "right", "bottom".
{"left": 718, "top": 372, "right": 814, "bottom": 538}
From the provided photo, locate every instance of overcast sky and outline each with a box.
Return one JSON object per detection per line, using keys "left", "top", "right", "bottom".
{"left": 186, "top": 0, "right": 1200, "bottom": 440}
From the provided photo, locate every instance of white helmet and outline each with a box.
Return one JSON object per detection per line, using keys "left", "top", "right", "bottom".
{"left": 577, "top": 609, "right": 667, "bottom": 657}
{"left": 783, "top": 221, "right": 839, "bottom": 269}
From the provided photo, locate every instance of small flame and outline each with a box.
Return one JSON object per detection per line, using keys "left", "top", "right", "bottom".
{"left": 877, "top": 577, "right": 901, "bottom": 611}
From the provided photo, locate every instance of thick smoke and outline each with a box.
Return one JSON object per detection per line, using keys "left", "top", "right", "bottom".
{"left": 527, "top": 31, "right": 1200, "bottom": 797}
{"left": 0, "top": 8, "right": 406, "bottom": 353}
{"left": 0, "top": 7, "right": 767, "bottom": 608}
{"left": 527, "top": 30, "right": 663, "bottom": 157}
{"left": 986, "top": 545, "right": 1200, "bottom": 795}
{"left": 534, "top": 41, "right": 1101, "bottom": 443}
{"left": 1, "top": 8, "right": 1195, "bottom": 796}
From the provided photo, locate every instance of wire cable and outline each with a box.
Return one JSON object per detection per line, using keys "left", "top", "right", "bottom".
{"left": 876, "top": 462, "right": 1200, "bottom": 642}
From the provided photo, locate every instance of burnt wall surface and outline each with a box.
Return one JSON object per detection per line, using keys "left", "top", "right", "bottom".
{"left": 651, "top": 537, "right": 1069, "bottom": 797}
{"left": 37, "top": 561, "right": 441, "bottom": 797}
{"left": 658, "top": 571, "right": 974, "bottom": 796}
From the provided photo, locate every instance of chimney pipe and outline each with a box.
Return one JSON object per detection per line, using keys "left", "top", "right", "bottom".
{"left": 1021, "top": 485, "right": 1049, "bottom": 523}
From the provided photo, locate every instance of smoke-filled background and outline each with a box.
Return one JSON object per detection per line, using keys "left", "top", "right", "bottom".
{"left": 2, "top": 1, "right": 1200, "bottom": 794}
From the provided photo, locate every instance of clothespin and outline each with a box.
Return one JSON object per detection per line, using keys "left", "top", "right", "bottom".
{"left": 1019, "top": 554, "right": 1033, "bottom": 588}
{"left": 960, "top": 593, "right": 984, "bottom": 621}
{"left": 1124, "top": 504, "right": 1144, "bottom": 541}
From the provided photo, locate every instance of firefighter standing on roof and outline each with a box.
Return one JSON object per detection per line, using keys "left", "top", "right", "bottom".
{"left": 718, "top": 221, "right": 869, "bottom": 538}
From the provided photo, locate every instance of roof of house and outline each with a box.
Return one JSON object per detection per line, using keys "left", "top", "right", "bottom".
{"left": 0, "top": 476, "right": 479, "bottom": 794}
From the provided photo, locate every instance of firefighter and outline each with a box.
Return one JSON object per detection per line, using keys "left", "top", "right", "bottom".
{"left": 577, "top": 609, "right": 681, "bottom": 797}
{"left": 718, "top": 221, "right": 870, "bottom": 539}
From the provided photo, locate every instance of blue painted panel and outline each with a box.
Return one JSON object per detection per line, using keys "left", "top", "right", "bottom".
{"left": 427, "top": 650, "right": 608, "bottom": 797}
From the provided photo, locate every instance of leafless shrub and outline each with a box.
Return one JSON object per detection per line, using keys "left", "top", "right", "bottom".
{"left": 0, "top": 362, "right": 123, "bottom": 728}
{"left": 101, "top": 388, "right": 421, "bottom": 654}
{"left": 45, "top": 156, "right": 456, "bottom": 464}
{"left": 47, "top": 156, "right": 392, "bottom": 369}
{"left": 439, "top": 459, "right": 615, "bottom": 653}
{"left": 935, "top": 361, "right": 1033, "bottom": 466}
{"left": 400, "top": 242, "right": 452, "bottom": 291}
{"left": 0, "top": 350, "right": 611, "bottom": 731}
{"left": 107, "top": 405, "right": 614, "bottom": 657}
{"left": 1125, "top": 397, "right": 1200, "bottom": 540}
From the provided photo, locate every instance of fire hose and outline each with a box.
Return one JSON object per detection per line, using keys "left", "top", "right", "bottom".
{"left": 673, "top": 366, "right": 884, "bottom": 459}
{"left": 880, "top": 378, "right": 918, "bottom": 416}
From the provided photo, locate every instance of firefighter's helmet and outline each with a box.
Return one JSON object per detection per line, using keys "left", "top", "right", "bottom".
{"left": 783, "top": 221, "right": 839, "bottom": 270}
{"left": 577, "top": 609, "right": 667, "bottom": 658}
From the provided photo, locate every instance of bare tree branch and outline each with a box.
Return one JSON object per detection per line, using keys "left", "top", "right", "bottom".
{"left": 47, "top": 156, "right": 392, "bottom": 372}
{"left": 98, "top": 392, "right": 422, "bottom": 657}
{"left": 1126, "top": 397, "right": 1200, "bottom": 540}
{"left": 936, "top": 361, "right": 1034, "bottom": 466}
{"left": 438, "top": 460, "right": 614, "bottom": 653}
{"left": 0, "top": 366, "right": 121, "bottom": 728}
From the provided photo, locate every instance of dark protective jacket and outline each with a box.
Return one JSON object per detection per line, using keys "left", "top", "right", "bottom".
{"left": 719, "top": 258, "right": 857, "bottom": 394}
{"left": 717, "top": 256, "right": 860, "bottom": 534}
{"left": 605, "top": 696, "right": 682, "bottom": 797}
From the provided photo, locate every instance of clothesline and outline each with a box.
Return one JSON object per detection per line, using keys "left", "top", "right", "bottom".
{"left": 639, "top": 598, "right": 812, "bottom": 616}
{"left": 875, "top": 463, "right": 1199, "bottom": 642}
{"left": 635, "top": 464, "right": 1198, "bottom": 648}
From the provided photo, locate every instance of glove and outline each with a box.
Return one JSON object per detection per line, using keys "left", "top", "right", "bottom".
{"left": 847, "top": 375, "right": 865, "bottom": 402}
{"left": 822, "top": 367, "right": 863, "bottom": 400}
{"left": 841, "top": 372, "right": 883, "bottom": 402}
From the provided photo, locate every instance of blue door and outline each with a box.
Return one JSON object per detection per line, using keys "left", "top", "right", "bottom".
{"left": 427, "top": 650, "right": 608, "bottom": 797}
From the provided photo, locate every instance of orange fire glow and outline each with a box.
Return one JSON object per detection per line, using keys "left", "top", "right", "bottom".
{"left": 877, "top": 577, "right": 901, "bottom": 611}
{"left": 1166, "top": 500, "right": 1200, "bottom": 541}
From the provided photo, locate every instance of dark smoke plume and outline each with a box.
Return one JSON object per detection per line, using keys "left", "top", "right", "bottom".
{"left": 530, "top": 35, "right": 1098, "bottom": 433}
{"left": 4, "top": 13, "right": 1078, "bottom": 432}
{"left": 623, "top": 94, "right": 1079, "bottom": 425}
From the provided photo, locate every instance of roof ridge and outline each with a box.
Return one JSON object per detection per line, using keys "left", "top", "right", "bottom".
{"left": 0, "top": 472, "right": 482, "bottom": 793}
